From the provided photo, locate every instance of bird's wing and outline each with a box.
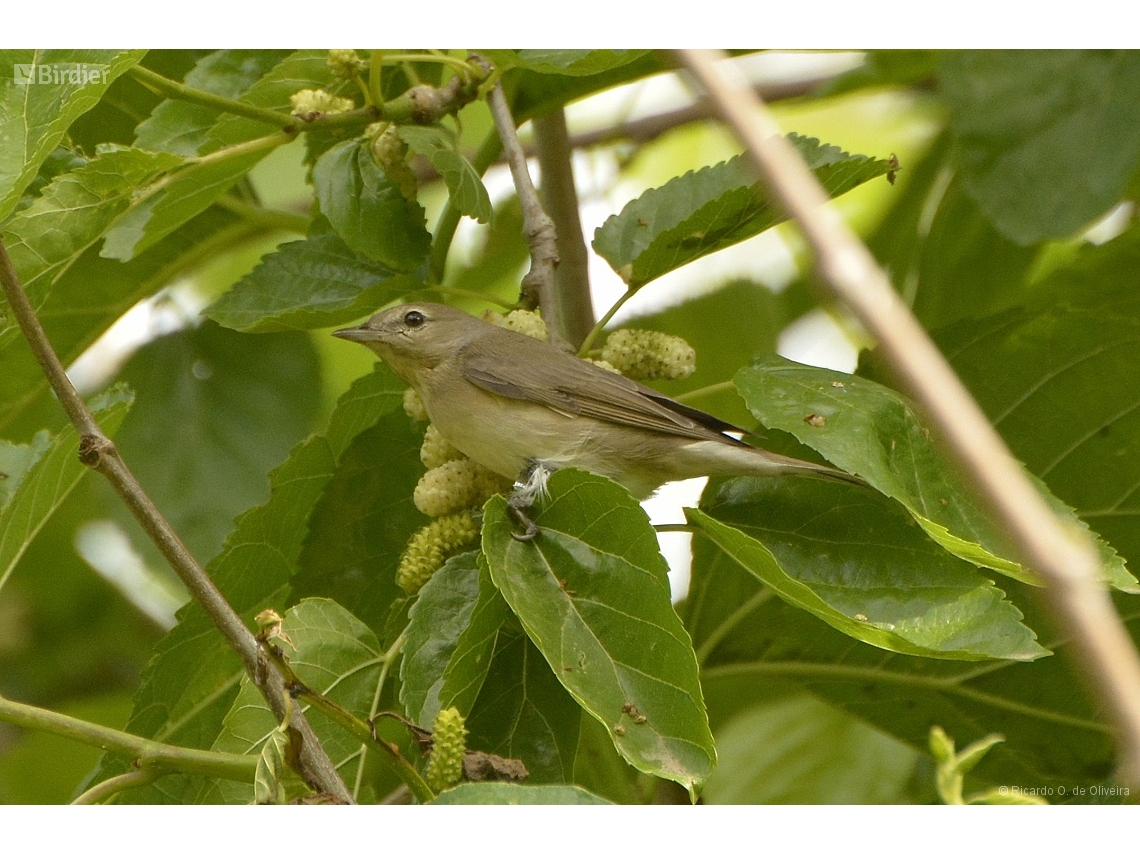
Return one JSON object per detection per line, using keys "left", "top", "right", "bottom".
{"left": 459, "top": 334, "right": 746, "bottom": 443}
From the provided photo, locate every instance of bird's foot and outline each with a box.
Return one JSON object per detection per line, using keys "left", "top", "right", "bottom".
{"left": 508, "top": 495, "right": 539, "bottom": 542}
{"left": 508, "top": 461, "right": 554, "bottom": 541}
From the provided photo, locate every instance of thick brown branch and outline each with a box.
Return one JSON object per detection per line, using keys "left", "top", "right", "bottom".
{"left": 0, "top": 239, "right": 353, "bottom": 803}
{"left": 487, "top": 84, "right": 565, "bottom": 348}
{"left": 675, "top": 49, "right": 1140, "bottom": 791}
{"left": 534, "top": 108, "right": 595, "bottom": 350}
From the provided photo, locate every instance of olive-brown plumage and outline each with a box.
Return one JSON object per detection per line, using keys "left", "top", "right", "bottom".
{"left": 334, "top": 302, "right": 859, "bottom": 499}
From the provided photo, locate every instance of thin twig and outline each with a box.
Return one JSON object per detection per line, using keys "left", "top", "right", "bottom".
{"left": 128, "top": 65, "right": 298, "bottom": 130}
{"left": 0, "top": 240, "right": 353, "bottom": 803}
{"left": 487, "top": 83, "right": 564, "bottom": 348}
{"left": 127, "top": 63, "right": 487, "bottom": 142}
{"left": 0, "top": 692, "right": 256, "bottom": 783}
{"left": 534, "top": 108, "right": 595, "bottom": 349}
{"left": 675, "top": 48, "right": 1140, "bottom": 790}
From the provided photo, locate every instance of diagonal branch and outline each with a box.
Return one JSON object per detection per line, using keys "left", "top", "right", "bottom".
{"left": 0, "top": 238, "right": 353, "bottom": 803}
{"left": 487, "top": 83, "right": 565, "bottom": 348}
{"left": 674, "top": 49, "right": 1140, "bottom": 791}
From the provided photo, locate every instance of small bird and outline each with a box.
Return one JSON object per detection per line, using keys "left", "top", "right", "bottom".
{"left": 335, "top": 302, "right": 859, "bottom": 536}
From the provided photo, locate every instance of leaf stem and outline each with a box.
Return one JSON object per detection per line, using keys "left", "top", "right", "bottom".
{"left": 693, "top": 588, "right": 773, "bottom": 667}
{"left": 125, "top": 132, "right": 294, "bottom": 220}
{"left": 578, "top": 287, "right": 638, "bottom": 356}
{"left": 428, "top": 129, "right": 503, "bottom": 284}
{"left": 653, "top": 523, "right": 698, "bottom": 534}
{"left": 0, "top": 238, "right": 352, "bottom": 803}
{"left": 381, "top": 52, "right": 478, "bottom": 76}
{"left": 675, "top": 380, "right": 738, "bottom": 404}
{"left": 213, "top": 195, "right": 310, "bottom": 235}
{"left": 352, "top": 633, "right": 405, "bottom": 801}
{"left": 0, "top": 692, "right": 257, "bottom": 782}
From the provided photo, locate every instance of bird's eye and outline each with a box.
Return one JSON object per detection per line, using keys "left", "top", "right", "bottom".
{"left": 404, "top": 310, "right": 425, "bottom": 328}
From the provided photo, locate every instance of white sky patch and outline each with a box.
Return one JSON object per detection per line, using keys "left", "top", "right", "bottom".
{"left": 75, "top": 520, "right": 186, "bottom": 630}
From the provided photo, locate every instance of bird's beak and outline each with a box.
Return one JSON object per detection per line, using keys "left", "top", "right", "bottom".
{"left": 332, "top": 325, "right": 373, "bottom": 342}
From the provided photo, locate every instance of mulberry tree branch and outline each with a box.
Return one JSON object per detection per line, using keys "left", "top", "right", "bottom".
{"left": 487, "top": 83, "right": 565, "bottom": 348}
{"left": 534, "top": 108, "right": 595, "bottom": 349}
{"left": 0, "top": 238, "right": 353, "bottom": 803}
{"left": 675, "top": 48, "right": 1140, "bottom": 791}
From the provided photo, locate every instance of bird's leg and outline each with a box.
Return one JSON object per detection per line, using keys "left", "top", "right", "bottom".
{"left": 508, "top": 495, "right": 539, "bottom": 542}
{"left": 508, "top": 461, "right": 554, "bottom": 542}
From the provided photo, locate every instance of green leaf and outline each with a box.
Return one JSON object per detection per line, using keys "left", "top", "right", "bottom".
{"left": 0, "top": 206, "right": 251, "bottom": 435}
{"left": 909, "top": 176, "right": 1041, "bottom": 328}
{"left": 481, "top": 469, "right": 715, "bottom": 797}
{"left": 134, "top": 50, "right": 291, "bottom": 156}
{"left": 291, "top": 409, "right": 423, "bottom": 636}
{"left": 688, "top": 477, "right": 1046, "bottom": 661}
{"left": 100, "top": 141, "right": 279, "bottom": 261}
{"left": 485, "top": 50, "right": 650, "bottom": 77}
{"left": 821, "top": 50, "right": 939, "bottom": 97}
{"left": 465, "top": 602, "right": 582, "bottom": 784}
{"left": 313, "top": 139, "right": 431, "bottom": 272}
{"left": 0, "top": 147, "right": 181, "bottom": 333}
{"left": 69, "top": 52, "right": 208, "bottom": 154}
{"left": 0, "top": 433, "right": 49, "bottom": 507}
{"left": 398, "top": 126, "right": 492, "bottom": 224}
{"left": 936, "top": 230, "right": 1140, "bottom": 580}
{"left": 199, "top": 598, "right": 385, "bottom": 804}
{"left": 95, "top": 368, "right": 403, "bottom": 802}
{"left": 593, "top": 137, "right": 893, "bottom": 288}
{"left": 99, "top": 51, "right": 327, "bottom": 261}
{"left": 252, "top": 727, "right": 291, "bottom": 805}
{"left": 403, "top": 551, "right": 583, "bottom": 784}
{"left": 105, "top": 323, "right": 321, "bottom": 564}
{"left": 0, "top": 49, "right": 145, "bottom": 221}
{"left": 702, "top": 693, "right": 920, "bottom": 804}
{"left": 735, "top": 356, "right": 1134, "bottom": 591}
{"left": 204, "top": 234, "right": 421, "bottom": 332}
{"left": 401, "top": 552, "right": 506, "bottom": 727}
{"left": 685, "top": 533, "right": 1118, "bottom": 791}
{"left": 940, "top": 50, "right": 1140, "bottom": 244}
{"left": 431, "top": 782, "right": 611, "bottom": 804}
{"left": 507, "top": 54, "right": 665, "bottom": 124}
{"left": 0, "top": 386, "right": 132, "bottom": 595}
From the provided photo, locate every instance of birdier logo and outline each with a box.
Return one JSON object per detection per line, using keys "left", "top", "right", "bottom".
{"left": 13, "top": 63, "right": 109, "bottom": 86}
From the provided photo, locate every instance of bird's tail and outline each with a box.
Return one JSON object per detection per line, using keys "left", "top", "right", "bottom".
{"left": 691, "top": 439, "right": 866, "bottom": 487}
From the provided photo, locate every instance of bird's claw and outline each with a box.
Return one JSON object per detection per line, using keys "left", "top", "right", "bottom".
{"left": 508, "top": 495, "right": 540, "bottom": 542}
